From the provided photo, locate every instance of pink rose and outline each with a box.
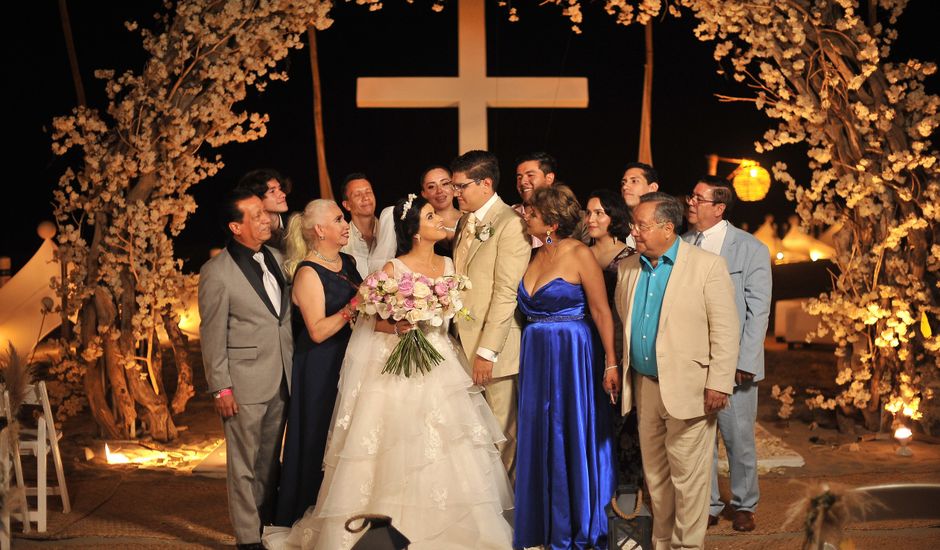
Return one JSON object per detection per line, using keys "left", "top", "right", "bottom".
{"left": 398, "top": 277, "right": 414, "bottom": 294}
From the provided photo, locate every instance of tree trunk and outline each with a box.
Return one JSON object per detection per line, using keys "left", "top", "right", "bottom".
{"left": 116, "top": 272, "right": 178, "bottom": 441}
{"left": 94, "top": 287, "right": 137, "bottom": 437}
{"left": 308, "top": 26, "right": 332, "bottom": 199}
{"left": 150, "top": 330, "right": 169, "bottom": 401}
{"left": 164, "top": 312, "right": 195, "bottom": 415}
{"left": 80, "top": 300, "right": 122, "bottom": 439}
{"left": 637, "top": 23, "right": 654, "bottom": 165}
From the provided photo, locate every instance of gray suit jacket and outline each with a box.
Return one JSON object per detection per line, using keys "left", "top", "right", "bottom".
{"left": 683, "top": 224, "right": 772, "bottom": 381}
{"left": 198, "top": 245, "right": 293, "bottom": 404}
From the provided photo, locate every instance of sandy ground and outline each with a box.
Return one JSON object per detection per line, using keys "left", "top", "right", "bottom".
{"left": 8, "top": 338, "right": 940, "bottom": 548}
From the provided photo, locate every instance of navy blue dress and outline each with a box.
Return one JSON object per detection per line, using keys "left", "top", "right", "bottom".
{"left": 514, "top": 278, "right": 617, "bottom": 550}
{"left": 275, "top": 255, "right": 361, "bottom": 526}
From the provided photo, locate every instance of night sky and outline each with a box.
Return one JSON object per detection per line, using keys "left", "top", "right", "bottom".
{"left": 6, "top": 1, "right": 937, "bottom": 273}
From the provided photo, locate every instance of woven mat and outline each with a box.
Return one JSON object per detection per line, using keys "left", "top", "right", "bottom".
{"left": 717, "top": 422, "right": 805, "bottom": 474}
{"left": 12, "top": 468, "right": 234, "bottom": 546}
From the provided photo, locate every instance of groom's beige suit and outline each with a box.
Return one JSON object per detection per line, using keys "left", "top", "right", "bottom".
{"left": 453, "top": 195, "right": 530, "bottom": 476}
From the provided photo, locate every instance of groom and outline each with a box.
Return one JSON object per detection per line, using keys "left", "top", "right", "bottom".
{"left": 451, "top": 150, "right": 531, "bottom": 479}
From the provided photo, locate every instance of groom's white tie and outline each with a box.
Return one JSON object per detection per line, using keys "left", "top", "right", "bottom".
{"left": 455, "top": 213, "right": 477, "bottom": 272}
{"left": 252, "top": 251, "right": 282, "bottom": 311}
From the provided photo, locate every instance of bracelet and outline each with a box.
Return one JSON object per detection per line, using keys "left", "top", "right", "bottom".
{"left": 213, "top": 387, "right": 233, "bottom": 399}
{"left": 393, "top": 323, "right": 400, "bottom": 336}
{"left": 340, "top": 307, "right": 353, "bottom": 321}
{"left": 604, "top": 365, "right": 620, "bottom": 372}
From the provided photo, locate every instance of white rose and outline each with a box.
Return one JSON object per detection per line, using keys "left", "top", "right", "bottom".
{"left": 412, "top": 281, "right": 431, "bottom": 299}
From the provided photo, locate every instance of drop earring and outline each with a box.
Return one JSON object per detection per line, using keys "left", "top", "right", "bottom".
{"left": 545, "top": 229, "right": 553, "bottom": 245}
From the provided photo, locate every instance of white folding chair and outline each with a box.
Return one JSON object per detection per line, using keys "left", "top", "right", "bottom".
{"left": 16, "top": 381, "right": 70, "bottom": 532}
{"left": 1, "top": 425, "right": 11, "bottom": 550}
{"left": 1, "top": 389, "right": 28, "bottom": 537}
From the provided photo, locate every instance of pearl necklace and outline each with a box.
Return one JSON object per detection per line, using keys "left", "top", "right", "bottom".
{"left": 313, "top": 249, "right": 340, "bottom": 264}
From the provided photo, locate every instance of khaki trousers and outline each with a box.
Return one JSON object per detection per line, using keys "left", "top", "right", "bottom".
{"left": 635, "top": 374, "right": 716, "bottom": 550}
{"left": 484, "top": 373, "right": 518, "bottom": 481}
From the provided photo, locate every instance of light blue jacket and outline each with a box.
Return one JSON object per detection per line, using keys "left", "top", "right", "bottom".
{"left": 683, "top": 224, "right": 772, "bottom": 381}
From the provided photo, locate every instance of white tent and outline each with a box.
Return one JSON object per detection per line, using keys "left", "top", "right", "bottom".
{"left": 781, "top": 215, "right": 836, "bottom": 263}
{"left": 0, "top": 239, "right": 61, "bottom": 362}
{"left": 754, "top": 215, "right": 838, "bottom": 265}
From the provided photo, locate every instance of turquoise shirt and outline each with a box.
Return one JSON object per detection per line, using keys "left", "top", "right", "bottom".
{"left": 629, "top": 238, "right": 680, "bottom": 377}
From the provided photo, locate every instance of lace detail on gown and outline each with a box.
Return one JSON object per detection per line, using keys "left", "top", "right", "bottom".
{"left": 282, "top": 256, "right": 513, "bottom": 550}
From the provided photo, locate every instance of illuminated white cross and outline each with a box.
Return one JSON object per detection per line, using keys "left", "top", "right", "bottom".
{"left": 357, "top": 0, "right": 589, "bottom": 153}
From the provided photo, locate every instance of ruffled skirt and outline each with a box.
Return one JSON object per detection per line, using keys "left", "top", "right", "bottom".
{"left": 286, "top": 325, "right": 513, "bottom": 550}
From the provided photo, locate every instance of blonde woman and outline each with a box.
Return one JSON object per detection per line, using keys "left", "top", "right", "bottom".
{"left": 274, "top": 199, "right": 362, "bottom": 528}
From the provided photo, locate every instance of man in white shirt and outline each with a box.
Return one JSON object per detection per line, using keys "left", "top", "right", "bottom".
{"left": 620, "top": 162, "right": 661, "bottom": 250}
{"left": 683, "top": 175, "right": 772, "bottom": 533}
{"left": 339, "top": 173, "right": 396, "bottom": 279}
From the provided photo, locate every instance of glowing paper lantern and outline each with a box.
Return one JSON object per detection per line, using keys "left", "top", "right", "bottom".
{"left": 732, "top": 161, "right": 771, "bottom": 201}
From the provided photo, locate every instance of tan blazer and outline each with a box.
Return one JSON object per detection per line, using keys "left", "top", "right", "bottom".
{"left": 453, "top": 197, "right": 531, "bottom": 378}
{"left": 614, "top": 239, "right": 739, "bottom": 419}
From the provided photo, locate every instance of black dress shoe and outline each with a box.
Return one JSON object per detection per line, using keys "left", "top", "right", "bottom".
{"left": 237, "top": 543, "right": 265, "bottom": 550}
{"left": 732, "top": 510, "right": 756, "bottom": 532}
{"left": 707, "top": 514, "right": 719, "bottom": 527}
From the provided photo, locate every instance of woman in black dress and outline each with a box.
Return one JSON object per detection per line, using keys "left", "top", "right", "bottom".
{"left": 585, "top": 188, "right": 644, "bottom": 488}
{"left": 274, "top": 199, "right": 362, "bottom": 527}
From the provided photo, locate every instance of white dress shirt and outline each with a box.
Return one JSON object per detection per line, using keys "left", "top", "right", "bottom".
{"left": 342, "top": 210, "right": 397, "bottom": 279}
{"left": 695, "top": 219, "right": 729, "bottom": 255}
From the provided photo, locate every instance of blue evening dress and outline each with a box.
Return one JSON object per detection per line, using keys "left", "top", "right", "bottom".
{"left": 514, "top": 278, "right": 617, "bottom": 550}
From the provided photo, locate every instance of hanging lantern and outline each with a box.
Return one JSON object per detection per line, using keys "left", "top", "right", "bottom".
{"left": 732, "top": 160, "right": 771, "bottom": 201}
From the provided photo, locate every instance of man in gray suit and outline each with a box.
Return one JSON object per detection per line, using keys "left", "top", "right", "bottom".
{"left": 683, "top": 175, "right": 772, "bottom": 532}
{"left": 199, "top": 188, "right": 293, "bottom": 549}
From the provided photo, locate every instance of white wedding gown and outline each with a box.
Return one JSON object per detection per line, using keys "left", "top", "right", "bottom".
{"left": 279, "top": 258, "right": 513, "bottom": 550}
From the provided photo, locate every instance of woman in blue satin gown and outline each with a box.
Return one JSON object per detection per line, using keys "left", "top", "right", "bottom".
{"left": 515, "top": 185, "right": 622, "bottom": 550}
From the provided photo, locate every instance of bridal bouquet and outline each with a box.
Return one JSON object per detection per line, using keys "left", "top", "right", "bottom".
{"left": 357, "top": 270, "right": 473, "bottom": 377}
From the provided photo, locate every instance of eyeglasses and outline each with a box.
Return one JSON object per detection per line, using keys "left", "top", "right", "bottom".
{"left": 686, "top": 194, "right": 719, "bottom": 205}
{"left": 451, "top": 179, "right": 481, "bottom": 194}
{"left": 628, "top": 221, "right": 667, "bottom": 234}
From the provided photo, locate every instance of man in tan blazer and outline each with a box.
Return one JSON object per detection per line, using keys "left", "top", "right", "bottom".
{"left": 614, "top": 192, "right": 739, "bottom": 550}
{"left": 451, "top": 150, "right": 531, "bottom": 478}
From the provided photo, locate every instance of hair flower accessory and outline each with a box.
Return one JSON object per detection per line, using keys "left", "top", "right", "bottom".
{"left": 400, "top": 193, "right": 418, "bottom": 220}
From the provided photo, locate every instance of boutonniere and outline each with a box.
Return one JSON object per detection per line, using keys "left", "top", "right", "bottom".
{"left": 475, "top": 222, "right": 493, "bottom": 242}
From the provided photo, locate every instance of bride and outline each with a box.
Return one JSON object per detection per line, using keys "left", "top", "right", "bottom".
{"left": 276, "top": 194, "right": 513, "bottom": 550}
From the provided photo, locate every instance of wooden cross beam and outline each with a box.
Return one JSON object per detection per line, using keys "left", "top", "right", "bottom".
{"left": 357, "top": 0, "right": 589, "bottom": 153}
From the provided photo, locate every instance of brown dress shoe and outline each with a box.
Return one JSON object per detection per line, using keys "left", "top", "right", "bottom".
{"left": 732, "top": 510, "right": 755, "bottom": 532}
{"left": 707, "top": 514, "right": 719, "bottom": 527}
